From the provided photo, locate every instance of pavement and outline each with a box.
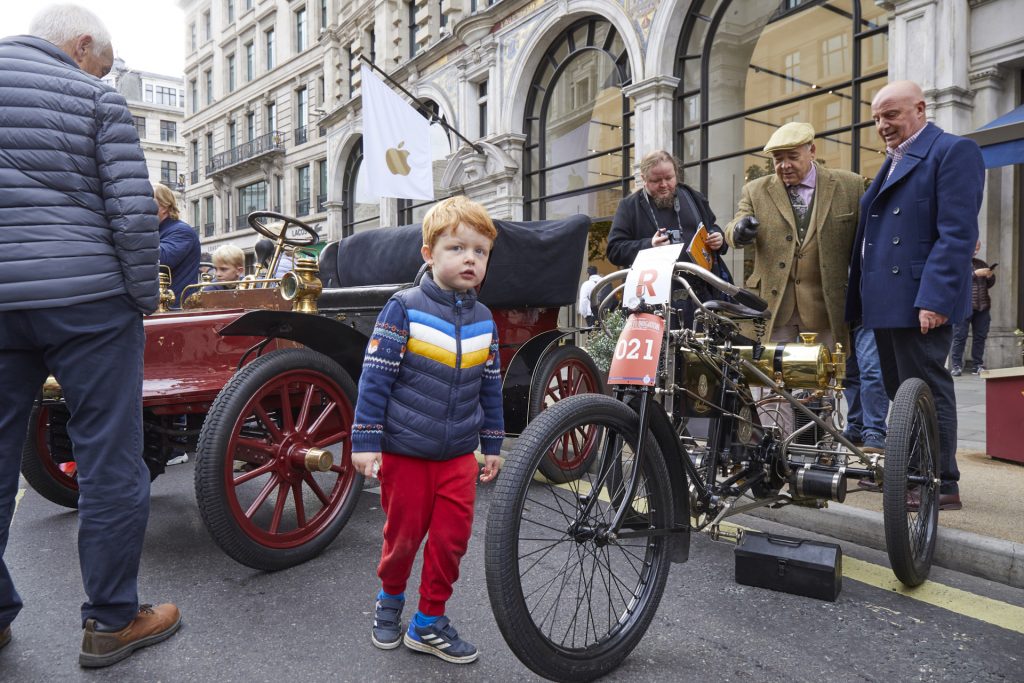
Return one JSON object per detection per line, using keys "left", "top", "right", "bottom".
{"left": 745, "top": 372, "right": 1024, "bottom": 588}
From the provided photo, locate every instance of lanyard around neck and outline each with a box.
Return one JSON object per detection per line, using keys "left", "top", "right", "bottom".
{"left": 642, "top": 188, "right": 683, "bottom": 233}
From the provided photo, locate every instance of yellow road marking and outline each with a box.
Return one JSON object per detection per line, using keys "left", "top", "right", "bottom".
{"left": 717, "top": 521, "right": 1024, "bottom": 635}
{"left": 14, "top": 488, "right": 25, "bottom": 518}
{"left": 842, "top": 556, "right": 1024, "bottom": 635}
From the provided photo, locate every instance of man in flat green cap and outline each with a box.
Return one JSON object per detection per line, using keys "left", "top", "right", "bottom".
{"left": 724, "top": 122, "right": 886, "bottom": 452}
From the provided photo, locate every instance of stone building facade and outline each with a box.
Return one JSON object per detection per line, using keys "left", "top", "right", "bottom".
{"left": 103, "top": 60, "right": 187, "bottom": 194}
{"left": 179, "top": 0, "right": 1024, "bottom": 367}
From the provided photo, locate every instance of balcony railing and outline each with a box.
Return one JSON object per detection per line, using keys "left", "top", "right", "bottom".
{"left": 190, "top": 170, "right": 199, "bottom": 185}
{"left": 295, "top": 198, "right": 310, "bottom": 216}
{"left": 206, "top": 131, "right": 286, "bottom": 176}
{"left": 316, "top": 193, "right": 327, "bottom": 212}
{"left": 203, "top": 222, "right": 214, "bottom": 237}
{"left": 236, "top": 214, "right": 252, "bottom": 230}
{"left": 294, "top": 126, "right": 308, "bottom": 145}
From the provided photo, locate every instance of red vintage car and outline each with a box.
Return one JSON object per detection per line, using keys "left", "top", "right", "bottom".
{"left": 21, "top": 212, "right": 603, "bottom": 571}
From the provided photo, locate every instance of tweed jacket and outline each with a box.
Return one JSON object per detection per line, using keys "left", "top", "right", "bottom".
{"left": 725, "top": 162, "right": 865, "bottom": 347}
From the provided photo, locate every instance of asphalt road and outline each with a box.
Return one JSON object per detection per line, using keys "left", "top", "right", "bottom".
{"left": 2, "top": 461, "right": 1022, "bottom": 682}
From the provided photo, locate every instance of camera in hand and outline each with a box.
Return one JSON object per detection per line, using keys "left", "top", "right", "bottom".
{"left": 660, "top": 228, "right": 683, "bottom": 244}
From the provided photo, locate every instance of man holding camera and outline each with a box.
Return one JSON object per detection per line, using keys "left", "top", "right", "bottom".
{"left": 606, "top": 150, "right": 730, "bottom": 328}
{"left": 607, "top": 149, "right": 726, "bottom": 268}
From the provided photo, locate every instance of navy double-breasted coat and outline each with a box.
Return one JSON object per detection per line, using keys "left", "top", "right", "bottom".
{"left": 846, "top": 122, "right": 985, "bottom": 329}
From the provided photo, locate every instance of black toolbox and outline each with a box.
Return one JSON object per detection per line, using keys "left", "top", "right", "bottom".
{"left": 734, "top": 531, "right": 842, "bottom": 601}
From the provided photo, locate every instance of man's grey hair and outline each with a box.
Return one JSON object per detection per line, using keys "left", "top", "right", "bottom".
{"left": 29, "top": 4, "right": 112, "bottom": 54}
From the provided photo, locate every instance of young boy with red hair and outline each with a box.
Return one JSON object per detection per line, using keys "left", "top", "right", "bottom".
{"left": 351, "top": 195, "right": 504, "bottom": 664}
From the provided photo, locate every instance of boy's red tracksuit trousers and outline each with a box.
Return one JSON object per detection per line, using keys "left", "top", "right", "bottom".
{"left": 377, "top": 452, "right": 478, "bottom": 616}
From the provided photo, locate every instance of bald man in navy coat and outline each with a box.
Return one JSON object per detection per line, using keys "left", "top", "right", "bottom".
{"left": 847, "top": 81, "right": 985, "bottom": 511}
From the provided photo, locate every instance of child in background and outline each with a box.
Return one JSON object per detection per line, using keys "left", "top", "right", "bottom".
{"left": 351, "top": 195, "right": 504, "bottom": 664}
{"left": 211, "top": 244, "right": 245, "bottom": 285}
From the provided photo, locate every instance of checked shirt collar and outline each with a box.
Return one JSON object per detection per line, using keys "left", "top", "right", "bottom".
{"left": 885, "top": 126, "right": 925, "bottom": 181}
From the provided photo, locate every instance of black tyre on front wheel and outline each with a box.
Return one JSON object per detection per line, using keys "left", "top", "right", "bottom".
{"left": 882, "top": 378, "right": 940, "bottom": 587}
{"left": 20, "top": 404, "right": 79, "bottom": 509}
{"left": 486, "top": 393, "right": 673, "bottom": 682}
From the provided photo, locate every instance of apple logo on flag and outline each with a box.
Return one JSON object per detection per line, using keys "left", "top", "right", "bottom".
{"left": 385, "top": 141, "right": 412, "bottom": 176}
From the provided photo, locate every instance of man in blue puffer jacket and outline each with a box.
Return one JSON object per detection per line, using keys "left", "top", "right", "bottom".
{"left": 0, "top": 4, "right": 180, "bottom": 668}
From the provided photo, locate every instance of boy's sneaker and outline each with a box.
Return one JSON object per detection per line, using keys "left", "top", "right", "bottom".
{"left": 371, "top": 596, "right": 404, "bottom": 650}
{"left": 404, "top": 616, "right": 478, "bottom": 664}
{"left": 951, "top": 366, "right": 962, "bottom": 377}
{"left": 972, "top": 365, "right": 986, "bottom": 375}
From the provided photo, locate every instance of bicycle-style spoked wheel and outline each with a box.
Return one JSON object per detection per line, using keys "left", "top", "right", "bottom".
{"left": 883, "top": 378, "right": 940, "bottom": 586}
{"left": 486, "top": 394, "right": 673, "bottom": 682}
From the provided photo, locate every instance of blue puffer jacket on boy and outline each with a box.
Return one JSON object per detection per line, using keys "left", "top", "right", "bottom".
{"left": 352, "top": 273, "right": 505, "bottom": 460}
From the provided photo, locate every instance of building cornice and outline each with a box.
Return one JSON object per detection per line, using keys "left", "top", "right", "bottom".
{"left": 969, "top": 67, "right": 1006, "bottom": 86}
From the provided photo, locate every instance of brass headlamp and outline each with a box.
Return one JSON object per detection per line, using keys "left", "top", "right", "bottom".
{"left": 279, "top": 256, "right": 323, "bottom": 313}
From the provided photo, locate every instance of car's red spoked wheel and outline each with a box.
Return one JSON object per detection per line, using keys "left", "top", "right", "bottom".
{"left": 541, "top": 420, "right": 602, "bottom": 481}
{"left": 21, "top": 404, "right": 80, "bottom": 509}
{"left": 527, "top": 345, "right": 605, "bottom": 482}
{"left": 196, "top": 349, "right": 362, "bottom": 570}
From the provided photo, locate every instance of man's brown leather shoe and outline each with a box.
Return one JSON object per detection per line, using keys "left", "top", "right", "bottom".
{"left": 906, "top": 491, "right": 961, "bottom": 512}
{"left": 0, "top": 624, "right": 11, "bottom": 651}
{"left": 79, "top": 603, "right": 181, "bottom": 668}
{"left": 938, "top": 493, "right": 963, "bottom": 511}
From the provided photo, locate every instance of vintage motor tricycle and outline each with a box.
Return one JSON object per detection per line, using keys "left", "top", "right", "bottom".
{"left": 22, "top": 211, "right": 603, "bottom": 571}
{"left": 485, "top": 250, "right": 941, "bottom": 682}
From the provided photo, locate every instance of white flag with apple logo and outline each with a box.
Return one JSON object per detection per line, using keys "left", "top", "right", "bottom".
{"left": 360, "top": 64, "right": 435, "bottom": 201}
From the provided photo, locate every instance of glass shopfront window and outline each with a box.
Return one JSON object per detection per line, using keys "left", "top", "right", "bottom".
{"left": 675, "top": 0, "right": 888, "bottom": 276}
{"left": 524, "top": 16, "right": 633, "bottom": 222}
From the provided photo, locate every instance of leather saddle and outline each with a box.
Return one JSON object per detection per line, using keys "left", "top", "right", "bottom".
{"left": 704, "top": 299, "right": 772, "bottom": 321}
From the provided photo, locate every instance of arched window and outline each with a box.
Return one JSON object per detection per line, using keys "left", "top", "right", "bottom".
{"left": 341, "top": 136, "right": 380, "bottom": 237}
{"left": 523, "top": 16, "right": 634, "bottom": 222}
{"left": 675, "top": 0, "right": 889, "bottom": 224}
{"left": 398, "top": 99, "right": 453, "bottom": 224}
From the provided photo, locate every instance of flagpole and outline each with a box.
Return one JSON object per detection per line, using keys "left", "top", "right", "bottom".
{"left": 359, "top": 55, "right": 484, "bottom": 154}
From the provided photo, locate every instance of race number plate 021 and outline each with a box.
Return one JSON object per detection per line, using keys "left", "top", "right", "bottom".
{"left": 607, "top": 313, "right": 664, "bottom": 386}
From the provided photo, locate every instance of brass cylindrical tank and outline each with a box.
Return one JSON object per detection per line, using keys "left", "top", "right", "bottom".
{"left": 683, "top": 333, "right": 844, "bottom": 390}
{"left": 734, "top": 340, "right": 833, "bottom": 389}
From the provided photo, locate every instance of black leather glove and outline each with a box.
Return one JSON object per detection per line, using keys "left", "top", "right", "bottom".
{"left": 732, "top": 216, "right": 759, "bottom": 247}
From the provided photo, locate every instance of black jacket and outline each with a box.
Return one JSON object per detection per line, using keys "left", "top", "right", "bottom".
{"left": 606, "top": 184, "right": 731, "bottom": 282}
